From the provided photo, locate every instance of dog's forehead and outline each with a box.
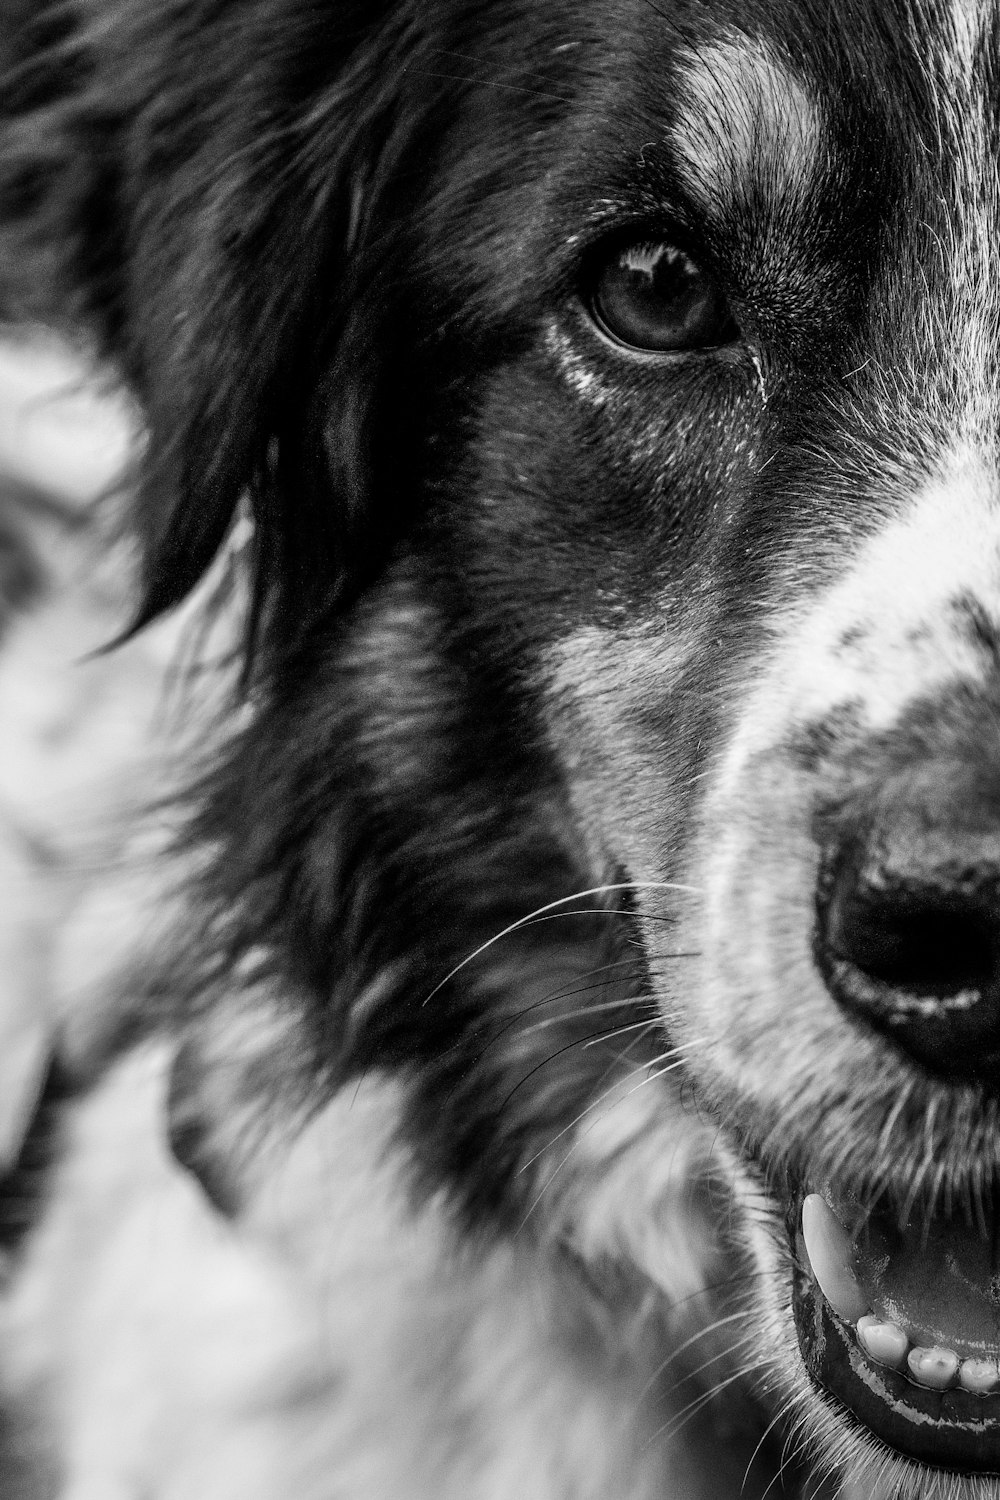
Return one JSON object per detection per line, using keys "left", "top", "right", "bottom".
{"left": 447, "top": 0, "right": 1000, "bottom": 278}
{"left": 668, "top": 30, "right": 823, "bottom": 217}
{"left": 664, "top": 3, "right": 997, "bottom": 203}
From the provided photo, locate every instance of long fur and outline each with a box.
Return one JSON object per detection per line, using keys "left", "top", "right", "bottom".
{"left": 2, "top": 2, "right": 1000, "bottom": 1496}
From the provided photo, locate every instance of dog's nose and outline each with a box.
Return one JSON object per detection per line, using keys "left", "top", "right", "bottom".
{"left": 815, "top": 765, "right": 1000, "bottom": 1078}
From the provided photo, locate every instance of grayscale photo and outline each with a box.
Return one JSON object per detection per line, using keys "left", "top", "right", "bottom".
{"left": 0, "top": 4, "right": 998, "bottom": 1497}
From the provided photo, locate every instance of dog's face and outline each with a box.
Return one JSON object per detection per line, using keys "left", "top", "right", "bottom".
{"left": 440, "top": 6, "right": 1000, "bottom": 1487}
{"left": 5, "top": 1, "right": 1000, "bottom": 1496}
{"left": 400, "top": 10, "right": 1000, "bottom": 1481}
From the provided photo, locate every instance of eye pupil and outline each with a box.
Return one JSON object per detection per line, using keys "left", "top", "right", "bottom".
{"left": 592, "top": 240, "right": 738, "bottom": 352}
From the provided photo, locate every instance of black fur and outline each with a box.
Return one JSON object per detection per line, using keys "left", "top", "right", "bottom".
{"left": 0, "top": 0, "right": 680, "bottom": 1230}
{"left": 0, "top": 0, "right": 954, "bottom": 1224}
{"left": 3, "top": 3, "right": 998, "bottom": 1493}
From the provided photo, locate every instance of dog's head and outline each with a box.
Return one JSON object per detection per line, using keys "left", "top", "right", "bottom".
{"left": 6, "top": 1, "right": 1000, "bottom": 1493}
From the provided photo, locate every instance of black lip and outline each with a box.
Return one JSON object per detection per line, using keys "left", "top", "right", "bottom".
{"left": 793, "top": 1266, "right": 1000, "bottom": 1474}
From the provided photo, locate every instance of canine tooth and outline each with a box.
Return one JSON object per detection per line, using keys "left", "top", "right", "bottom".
{"left": 801, "top": 1193, "right": 869, "bottom": 1323}
{"left": 908, "top": 1346, "right": 960, "bottom": 1390}
{"left": 857, "top": 1315, "right": 909, "bottom": 1370}
{"left": 959, "top": 1358, "right": 1000, "bottom": 1394}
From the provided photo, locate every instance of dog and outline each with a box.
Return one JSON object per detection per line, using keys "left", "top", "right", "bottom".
{"left": 2, "top": 0, "right": 1000, "bottom": 1495}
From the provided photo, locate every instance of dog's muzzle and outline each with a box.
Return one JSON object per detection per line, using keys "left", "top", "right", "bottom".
{"left": 788, "top": 757, "right": 1000, "bottom": 1469}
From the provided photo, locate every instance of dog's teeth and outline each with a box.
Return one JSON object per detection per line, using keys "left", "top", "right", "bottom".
{"left": 959, "top": 1358, "right": 1000, "bottom": 1394}
{"left": 803, "top": 1195, "right": 1000, "bottom": 1395}
{"left": 856, "top": 1314, "right": 909, "bottom": 1369}
{"left": 801, "top": 1193, "right": 869, "bottom": 1323}
{"left": 908, "top": 1346, "right": 960, "bottom": 1390}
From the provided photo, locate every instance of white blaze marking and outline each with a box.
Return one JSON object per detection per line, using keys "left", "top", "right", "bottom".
{"left": 721, "top": 447, "right": 1000, "bottom": 795}
{"left": 944, "top": 0, "right": 988, "bottom": 86}
{"left": 671, "top": 30, "right": 824, "bottom": 214}
{"left": 789, "top": 450, "right": 1000, "bottom": 729}
{"left": 917, "top": 0, "right": 1000, "bottom": 440}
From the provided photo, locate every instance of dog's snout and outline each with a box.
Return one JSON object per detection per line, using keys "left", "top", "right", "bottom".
{"left": 815, "top": 765, "right": 1000, "bottom": 1078}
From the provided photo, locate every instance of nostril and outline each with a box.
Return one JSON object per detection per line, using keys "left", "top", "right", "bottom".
{"left": 815, "top": 806, "right": 1000, "bottom": 1079}
{"left": 826, "top": 886, "right": 996, "bottom": 1000}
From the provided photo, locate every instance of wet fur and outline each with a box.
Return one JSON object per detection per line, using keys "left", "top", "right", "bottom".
{"left": 1, "top": 2, "right": 999, "bottom": 1496}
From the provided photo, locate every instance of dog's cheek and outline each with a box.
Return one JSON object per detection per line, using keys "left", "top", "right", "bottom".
{"left": 537, "top": 619, "right": 701, "bottom": 883}
{"left": 447, "top": 346, "right": 763, "bottom": 612}
{"left": 452, "top": 348, "right": 763, "bottom": 878}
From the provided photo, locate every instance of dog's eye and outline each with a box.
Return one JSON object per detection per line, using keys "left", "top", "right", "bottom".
{"left": 591, "top": 240, "right": 738, "bottom": 353}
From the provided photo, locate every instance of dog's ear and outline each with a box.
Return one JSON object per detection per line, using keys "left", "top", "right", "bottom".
{"left": 0, "top": 1, "right": 441, "bottom": 651}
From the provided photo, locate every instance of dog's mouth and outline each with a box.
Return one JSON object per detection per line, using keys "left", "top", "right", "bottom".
{"left": 792, "top": 1187, "right": 1000, "bottom": 1472}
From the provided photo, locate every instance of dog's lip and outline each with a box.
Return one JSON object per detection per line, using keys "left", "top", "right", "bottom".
{"left": 790, "top": 1189, "right": 1000, "bottom": 1471}
{"left": 793, "top": 1268, "right": 1000, "bottom": 1473}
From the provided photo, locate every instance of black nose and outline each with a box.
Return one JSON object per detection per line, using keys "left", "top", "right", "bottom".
{"left": 815, "top": 764, "right": 1000, "bottom": 1078}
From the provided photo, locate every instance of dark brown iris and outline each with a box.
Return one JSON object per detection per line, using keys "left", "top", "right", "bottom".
{"left": 592, "top": 240, "right": 738, "bottom": 352}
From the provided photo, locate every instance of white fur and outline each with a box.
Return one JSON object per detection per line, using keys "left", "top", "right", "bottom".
{"left": 543, "top": 618, "right": 698, "bottom": 880}
{"left": 1, "top": 1045, "right": 732, "bottom": 1499}
{"left": 7, "top": 7, "right": 1000, "bottom": 1495}
{"left": 729, "top": 444, "right": 1000, "bottom": 753}
{"left": 672, "top": 30, "right": 825, "bottom": 218}
{"left": 682, "top": 445, "right": 1000, "bottom": 1113}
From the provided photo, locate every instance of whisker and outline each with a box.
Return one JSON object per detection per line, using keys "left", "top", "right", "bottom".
{"left": 773, "top": 1412, "right": 832, "bottom": 1500}
{"left": 480, "top": 908, "right": 687, "bottom": 926}
{"left": 404, "top": 67, "right": 573, "bottom": 104}
{"left": 445, "top": 980, "right": 647, "bottom": 1072}
{"left": 673, "top": 1330, "right": 759, "bottom": 1392}
{"left": 542, "top": 956, "right": 655, "bottom": 993}
{"left": 421, "top": 881, "right": 698, "bottom": 1008}
{"left": 651, "top": 1308, "right": 757, "bottom": 1375}
{"left": 516, "top": 1051, "right": 696, "bottom": 1224}
{"left": 580, "top": 1017, "right": 658, "bottom": 1050}
{"left": 516, "top": 1001, "right": 655, "bottom": 1043}
{"left": 446, "top": 1016, "right": 656, "bottom": 1116}
{"left": 515, "top": 1047, "right": 697, "bottom": 1177}
{"left": 641, "top": 1057, "right": 693, "bottom": 1086}
{"left": 498, "top": 1021, "right": 655, "bottom": 1115}
{"left": 742, "top": 1398, "right": 797, "bottom": 1498}
{"left": 436, "top": 961, "right": 657, "bottom": 1097}
{"left": 643, "top": 1357, "right": 781, "bottom": 1454}
{"left": 655, "top": 1266, "right": 772, "bottom": 1319}
{"left": 508, "top": 972, "right": 649, "bottom": 1017}
{"left": 637, "top": 1314, "right": 761, "bottom": 1409}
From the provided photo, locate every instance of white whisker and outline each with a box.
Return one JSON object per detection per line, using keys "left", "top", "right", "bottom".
{"left": 420, "top": 881, "right": 699, "bottom": 1007}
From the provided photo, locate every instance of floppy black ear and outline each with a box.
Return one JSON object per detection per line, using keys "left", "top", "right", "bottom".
{"left": 0, "top": 0, "right": 442, "bottom": 650}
